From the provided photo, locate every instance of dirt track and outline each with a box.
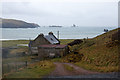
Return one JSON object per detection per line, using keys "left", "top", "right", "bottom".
{"left": 48, "top": 62, "right": 99, "bottom": 77}
{"left": 44, "top": 62, "right": 119, "bottom": 78}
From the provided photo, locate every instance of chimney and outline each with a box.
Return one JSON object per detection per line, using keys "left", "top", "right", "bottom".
{"left": 49, "top": 32, "right": 53, "bottom": 35}
{"left": 39, "top": 33, "right": 44, "bottom": 37}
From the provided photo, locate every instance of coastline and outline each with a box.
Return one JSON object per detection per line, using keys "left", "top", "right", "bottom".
{"left": 0, "top": 38, "right": 76, "bottom": 41}
{"left": 2, "top": 27, "right": 116, "bottom": 41}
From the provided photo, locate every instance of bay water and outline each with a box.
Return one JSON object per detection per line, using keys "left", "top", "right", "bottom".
{"left": 1, "top": 27, "right": 117, "bottom": 40}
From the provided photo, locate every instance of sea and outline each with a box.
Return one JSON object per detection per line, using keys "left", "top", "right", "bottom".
{"left": 1, "top": 27, "right": 118, "bottom": 40}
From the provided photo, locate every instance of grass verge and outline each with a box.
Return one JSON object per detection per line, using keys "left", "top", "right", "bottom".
{"left": 75, "top": 61, "right": 118, "bottom": 72}
{"left": 3, "top": 60, "right": 55, "bottom": 78}
{"left": 63, "top": 64, "right": 74, "bottom": 71}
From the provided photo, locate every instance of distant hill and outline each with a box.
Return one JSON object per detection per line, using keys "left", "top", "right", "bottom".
{"left": 0, "top": 18, "right": 40, "bottom": 28}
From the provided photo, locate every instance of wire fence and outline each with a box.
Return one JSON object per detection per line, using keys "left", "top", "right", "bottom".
{"left": 2, "top": 60, "right": 38, "bottom": 75}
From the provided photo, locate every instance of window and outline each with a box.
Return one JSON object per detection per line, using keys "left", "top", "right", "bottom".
{"left": 51, "top": 38, "right": 54, "bottom": 41}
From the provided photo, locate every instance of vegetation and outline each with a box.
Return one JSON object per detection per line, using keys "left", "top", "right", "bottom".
{"left": 61, "top": 28, "right": 119, "bottom": 72}
{"left": 62, "top": 53, "right": 84, "bottom": 63}
{"left": 3, "top": 56, "right": 33, "bottom": 64}
{"left": 60, "top": 39, "right": 75, "bottom": 45}
{"left": 50, "top": 58, "right": 62, "bottom": 62}
{"left": 63, "top": 64, "right": 74, "bottom": 71}
{"left": 3, "top": 60, "right": 55, "bottom": 78}
{"left": 1, "top": 39, "right": 74, "bottom": 48}
{"left": 2, "top": 28, "right": 119, "bottom": 77}
{"left": 2, "top": 40, "right": 55, "bottom": 78}
{"left": 1, "top": 40, "right": 29, "bottom": 48}
{"left": 75, "top": 61, "right": 118, "bottom": 72}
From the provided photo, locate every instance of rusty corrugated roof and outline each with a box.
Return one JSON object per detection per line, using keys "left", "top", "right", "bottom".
{"left": 39, "top": 44, "right": 67, "bottom": 48}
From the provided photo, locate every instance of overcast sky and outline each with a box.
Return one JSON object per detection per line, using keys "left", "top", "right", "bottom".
{"left": 1, "top": 0, "right": 119, "bottom": 27}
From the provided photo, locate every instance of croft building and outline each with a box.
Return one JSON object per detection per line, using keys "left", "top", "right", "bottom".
{"left": 29, "top": 32, "right": 69, "bottom": 59}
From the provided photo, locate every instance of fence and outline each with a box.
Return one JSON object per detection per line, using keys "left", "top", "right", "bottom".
{"left": 2, "top": 60, "right": 37, "bottom": 75}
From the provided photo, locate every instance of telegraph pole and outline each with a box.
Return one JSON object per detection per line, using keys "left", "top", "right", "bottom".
{"left": 57, "top": 31, "right": 59, "bottom": 39}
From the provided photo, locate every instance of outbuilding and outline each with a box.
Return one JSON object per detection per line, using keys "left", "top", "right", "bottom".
{"left": 38, "top": 44, "right": 69, "bottom": 59}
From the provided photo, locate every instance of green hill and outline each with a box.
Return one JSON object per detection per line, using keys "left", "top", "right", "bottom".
{"left": 0, "top": 18, "right": 40, "bottom": 28}
{"left": 62, "top": 28, "right": 119, "bottom": 72}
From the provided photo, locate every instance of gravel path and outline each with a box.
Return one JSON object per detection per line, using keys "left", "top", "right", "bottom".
{"left": 48, "top": 62, "right": 73, "bottom": 76}
{"left": 63, "top": 63, "right": 99, "bottom": 75}
{"left": 45, "top": 62, "right": 119, "bottom": 78}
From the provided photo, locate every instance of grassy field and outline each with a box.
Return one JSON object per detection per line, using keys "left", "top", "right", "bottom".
{"left": 2, "top": 40, "right": 30, "bottom": 63}
{"left": 1, "top": 39, "right": 74, "bottom": 48}
{"left": 60, "top": 39, "right": 74, "bottom": 45}
{"left": 3, "top": 60, "right": 55, "bottom": 78}
{"left": 2, "top": 39, "right": 74, "bottom": 78}
{"left": 2, "top": 56, "right": 34, "bottom": 64}
{"left": 1, "top": 40, "right": 29, "bottom": 48}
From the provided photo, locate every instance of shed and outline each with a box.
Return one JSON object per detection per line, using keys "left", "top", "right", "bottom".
{"left": 38, "top": 44, "right": 69, "bottom": 59}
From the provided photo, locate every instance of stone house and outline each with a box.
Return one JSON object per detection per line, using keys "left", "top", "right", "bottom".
{"left": 29, "top": 32, "right": 69, "bottom": 59}
{"left": 38, "top": 44, "right": 69, "bottom": 59}
{"left": 29, "top": 32, "right": 60, "bottom": 54}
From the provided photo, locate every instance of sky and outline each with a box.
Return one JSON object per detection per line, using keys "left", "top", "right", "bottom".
{"left": 1, "top": 0, "right": 119, "bottom": 27}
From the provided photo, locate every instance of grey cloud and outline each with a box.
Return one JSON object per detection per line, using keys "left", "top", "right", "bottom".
{"left": 2, "top": 2, "right": 118, "bottom": 26}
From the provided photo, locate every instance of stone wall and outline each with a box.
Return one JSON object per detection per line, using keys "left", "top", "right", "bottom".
{"left": 38, "top": 46, "right": 69, "bottom": 59}
{"left": 31, "top": 35, "right": 50, "bottom": 47}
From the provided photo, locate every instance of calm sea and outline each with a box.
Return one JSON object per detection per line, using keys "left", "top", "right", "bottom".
{"left": 1, "top": 27, "right": 117, "bottom": 40}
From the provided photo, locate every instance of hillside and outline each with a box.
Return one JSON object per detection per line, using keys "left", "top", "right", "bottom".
{"left": 0, "top": 18, "right": 40, "bottom": 28}
{"left": 62, "top": 28, "right": 119, "bottom": 72}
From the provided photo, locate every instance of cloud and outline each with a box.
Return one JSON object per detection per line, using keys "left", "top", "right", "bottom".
{"left": 1, "top": 1, "right": 118, "bottom": 26}
{"left": 1, "top": 0, "right": 119, "bottom": 2}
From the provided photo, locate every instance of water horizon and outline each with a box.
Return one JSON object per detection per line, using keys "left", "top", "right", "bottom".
{"left": 1, "top": 26, "right": 117, "bottom": 41}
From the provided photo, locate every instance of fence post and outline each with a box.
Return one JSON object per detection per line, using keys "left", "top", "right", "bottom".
{"left": 7, "top": 63, "right": 10, "bottom": 72}
{"left": 25, "top": 61, "right": 27, "bottom": 67}
{"left": 2, "top": 64, "right": 3, "bottom": 76}
{"left": 15, "top": 63, "right": 17, "bottom": 71}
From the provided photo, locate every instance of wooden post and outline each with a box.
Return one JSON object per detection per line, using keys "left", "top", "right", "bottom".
{"left": 7, "top": 63, "right": 10, "bottom": 72}
{"left": 25, "top": 61, "right": 27, "bottom": 67}
{"left": 15, "top": 63, "right": 17, "bottom": 71}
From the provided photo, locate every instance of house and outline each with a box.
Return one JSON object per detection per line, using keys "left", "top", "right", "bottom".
{"left": 29, "top": 32, "right": 69, "bottom": 59}
{"left": 29, "top": 32, "right": 60, "bottom": 54}
{"left": 38, "top": 44, "right": 69, "bottom": 60}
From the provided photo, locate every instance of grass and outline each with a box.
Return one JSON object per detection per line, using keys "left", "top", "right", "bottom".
{"left": 75, "top": 61, "right": 118, "bottom": 72}
{"left": 60, "top": 39, "right": 74, "bottom": 45}
{"left": 2, "top": 28, "right": 119, "bottom": 73}
{"left": 2, "top": 55, "right": 39, "bottom": 74}
{"left": 3, "top": 60, "right": 55, "bottom": 78}
{"left": 1, "top": 40, "right": 29, "bottom": 48}
{"left": 63, "top": 64, "right": 74, "bottom": 71}
{"left": 2, "top": 56, "right": 34, "bottom": 64}
{"left": 61, "top": 28, "right": 119, "bottom": 72}
{"left": 50, "top": 58, "right": 62, "bottom": 62}
{"left": 1, "top": 39, "right": 74, "bottom": 78}
{"left": 2, "top": 40, "right": 31, "bottom": 64}
{"left": 74, "top": 43, "right": 119, "bottom": 72}
{"left": 1, "top": 39, "right": 74, "bottom": 48}
{"left": 10, "top": 47, "right": 28, "bottom": 54}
